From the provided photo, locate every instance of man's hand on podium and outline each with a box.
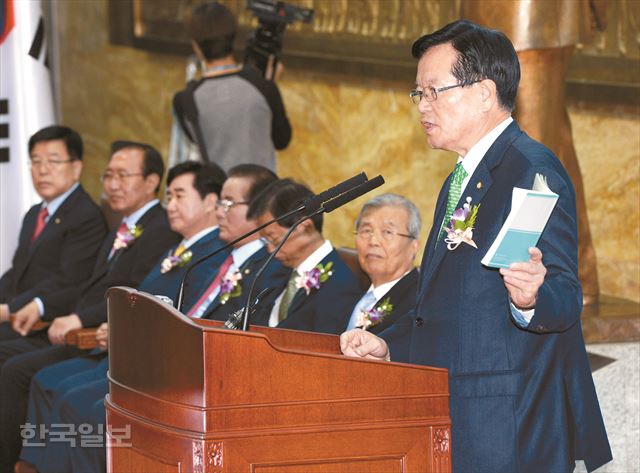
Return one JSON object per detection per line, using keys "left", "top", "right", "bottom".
{"left": 340, "top": 329, "right": 391, "bottom": 361}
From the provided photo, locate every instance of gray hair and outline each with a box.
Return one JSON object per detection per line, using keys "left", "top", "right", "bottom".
{"left": 355, "top": 193, "right": 422, "bottom": 239}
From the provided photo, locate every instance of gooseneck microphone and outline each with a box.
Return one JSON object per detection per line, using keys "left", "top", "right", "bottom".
{"left": 174, "top": 173, "right": 369, "bottom": 312}
{"left": 239, "top": 175, "right": 385, "bottom": 331}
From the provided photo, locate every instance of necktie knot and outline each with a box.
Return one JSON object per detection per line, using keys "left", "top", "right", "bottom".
{"left": 174, "top": 244, "right": 186, "bottom": 257}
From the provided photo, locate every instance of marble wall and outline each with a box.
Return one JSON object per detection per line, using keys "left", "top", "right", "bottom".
{"left": 52, "top": 0, "right": 639, "bottom": 303}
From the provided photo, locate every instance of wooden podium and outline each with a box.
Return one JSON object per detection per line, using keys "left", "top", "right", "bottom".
{"left": 105, "top": 287, "right": 451, "bottom": 472}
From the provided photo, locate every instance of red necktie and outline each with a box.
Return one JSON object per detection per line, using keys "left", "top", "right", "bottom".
{"left": 187, "top": 254, "right": 234, "bottom": 317}
{"left": 31, "top": 207, "right": 49, "bottom": 241}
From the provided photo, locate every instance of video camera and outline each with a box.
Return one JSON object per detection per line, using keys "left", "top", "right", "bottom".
{"left": 244, "top": 0, "right": 314, "bottom": 79}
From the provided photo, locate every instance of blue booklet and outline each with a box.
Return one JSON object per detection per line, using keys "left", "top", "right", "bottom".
{"left": 481, "top": 174, "right": 558, "bottom": 268}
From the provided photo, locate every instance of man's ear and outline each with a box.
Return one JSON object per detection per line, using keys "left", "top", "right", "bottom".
{"left": 145, "top": 173, "right": 161, "bottom": 196}
{"left": 71, "top": 159, "right": 83, "bottom": 181}
{"left": 409, "top": 237, "right": 420, "bottom": 261}
{"left": 478, "top": 79, "right": 498, "bottom": 111}
{"left": 203, "top": 193, "right": 218, "bottom": 213}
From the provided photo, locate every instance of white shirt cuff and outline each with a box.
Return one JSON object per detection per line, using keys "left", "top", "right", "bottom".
{"left": 510, "top": 302, "right": 534, "bottom": 328}
{"left": 34, "top": 298, "right": 45, "bottom": 318}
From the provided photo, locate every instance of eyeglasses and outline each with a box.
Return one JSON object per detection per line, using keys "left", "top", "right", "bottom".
{"left": 409, "top": 80, "right": 480, "bottom": 104}
{"left": 29, "top": 158, "right": 73, "bottom": 169}
{"left": 354, "top": 228, "right": 414, "bottom": 242}
{"left": 215, "top": 199, "right": 249, "bottom": 213}
{"left": 100, "top": 171, "right": 144, "bottom": 183}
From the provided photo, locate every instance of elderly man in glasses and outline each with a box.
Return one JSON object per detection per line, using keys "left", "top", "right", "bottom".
{"left": 345, "top": 194, "right": 421, "bottom": 336}
{"left": 0, "top": 126, "right": 107, "bottom": 341}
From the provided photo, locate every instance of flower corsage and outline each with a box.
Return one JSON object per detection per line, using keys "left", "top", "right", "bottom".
{"left": 113, "top": 224, "right": 143, "bottom": 251}
{"left": 295, "top": 262, "right": 334, "bottom": 295}
{"left": 444, "top": 197, "right": 480, "bottom": 250}
{"left": 160, "top": 250, "right": 193, "bottom": 274}
{"left": 356, "top": 297, "right": 393, "bottom": 329}
{"left": 219, "top": 269, "right": 243, "bottom": 304}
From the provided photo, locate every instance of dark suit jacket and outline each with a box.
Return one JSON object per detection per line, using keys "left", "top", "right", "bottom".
{"left": 0, "top": 185, "right": 107, "bottom": 315}
{"left": 202, "top": 246, "right": 290, "bottom": 323}
{"left": 381, "top": 122, "right": 611, "bottom": 473}
{"left": 138, "top": 228, "right": 229, "bottom": 314}
{"left": 253, "top": 249, "right": 364, "bottom": 335}
{"left": 360, "top": 268, "right": 419, "bottom": 335}
{"left": 72, "top": 202, "right": 181, "bottom": 327}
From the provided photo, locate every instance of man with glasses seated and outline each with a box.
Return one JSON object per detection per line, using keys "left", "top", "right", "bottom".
{"left": 345, "top": 194, "right": 421, "bottom": 339}
{"left": 246, "top": 178, "right": 363, "bottom": 334}
{"left": 0, "top": 140, "right": 181, "bottom": 472}
{"left": 0, "top": 126, "right": 107, "bottom": 342}
{"left": 190, "top": 164, "right": 289, "bottom": 323}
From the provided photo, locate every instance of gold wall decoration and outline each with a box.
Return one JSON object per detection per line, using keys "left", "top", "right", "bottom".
{"left": 109, "top": 0, "right": 639, "bottom": 101}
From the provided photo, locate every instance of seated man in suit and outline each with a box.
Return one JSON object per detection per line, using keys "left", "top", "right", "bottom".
{"left": 247, "top": 178, "right": 364, "bottom": 334}
{"left": 190, "top": 164, "right": 289, "bottom": 322}
{"left": 0, "top": 141, "right": 181, "bottom": 471}
{"left": 16, "top": 160, "right": 229, "bottom": 473}
{"left": 0, "top": 126, "right": 107, "bottom": 340}
{"left": 139, "top": 160, "right": 229, "bottom": 311}
{"left": 345, "top": 193, "right": 421, "bottom": 335}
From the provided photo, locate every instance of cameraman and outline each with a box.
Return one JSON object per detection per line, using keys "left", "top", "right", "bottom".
{"left": 173, "top": 2, "right": 292, "bottom": 173}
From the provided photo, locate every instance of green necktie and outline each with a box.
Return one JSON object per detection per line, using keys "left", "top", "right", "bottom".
{"left": 441, "top": 162, "right": 468, "bottom": 234}
{"left": 278, "top": 271, "right": 299, "bottom": 322}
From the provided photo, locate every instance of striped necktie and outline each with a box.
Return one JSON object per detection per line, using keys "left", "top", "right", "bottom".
{"left": 441, "top": 162, "right": 468, "bottom": 234}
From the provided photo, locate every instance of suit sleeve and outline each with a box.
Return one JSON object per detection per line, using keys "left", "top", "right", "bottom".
{"left": 8, "top": 206, "right": 107, "bottom": 313}
{"left": 0, "top": 267, "right": 15, "bottom": 303}
{"left": 515, "top": 165, "right": 582, "bottom": 334}
{"left": 0, "top": 209, "right": 35, "bottom": 302}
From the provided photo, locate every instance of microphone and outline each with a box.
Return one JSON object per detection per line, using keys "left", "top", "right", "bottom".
{"left": 223, "top": 287, "right": 274, "bottom": 329}
{"left": 239, "top": 174, "right": 385, "bottom": 331}
{"left": 174, "top": 173, "right": 371, "bottom": 311}
{"left": 323, "top": 175, "right": 385, "bottom": 213}
{"left": 303, "top": 172, "right": 367, "bottom": 213}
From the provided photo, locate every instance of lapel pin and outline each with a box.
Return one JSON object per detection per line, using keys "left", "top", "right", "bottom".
{"left": 244, "top": 268, "right": 250, "bottom": 275}
{"left": 476, "top": 181, "right": 483, "bottom": 189}
{"left": 55, "top": 218, "right": 61, "bottom": 224}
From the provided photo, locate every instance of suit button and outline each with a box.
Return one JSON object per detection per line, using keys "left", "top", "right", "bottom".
{"left": 415, "top": 317, "right": 424, "bottom": 327}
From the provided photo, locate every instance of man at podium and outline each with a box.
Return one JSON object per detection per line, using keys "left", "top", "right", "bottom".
{"left": 341, "top": 20, "right": 611, "bottom": 473}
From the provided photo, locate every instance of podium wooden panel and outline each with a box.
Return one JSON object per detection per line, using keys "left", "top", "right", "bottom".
{"left": 105, "top": 287, "right": 451, "bottom": 473}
